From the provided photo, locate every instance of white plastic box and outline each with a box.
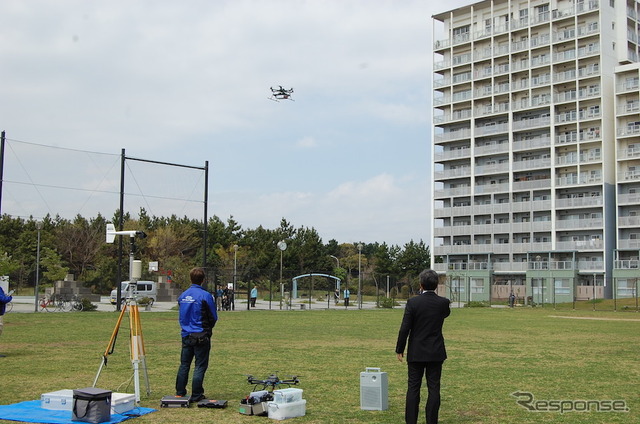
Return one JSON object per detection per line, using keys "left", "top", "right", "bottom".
{"left": 41, "top": 390, "right": 135, "bottom": 414}
{"left": 111, "top": 393, "right": 136, "bottom": 414}
{"left": 267, "top": 399, "right": 306, "bottom": 420}
{"left": 272, "top": 388, "right": 303, "bottom": 404}
{"left": 41, "top": 389, "right": 74, "bottom": 410}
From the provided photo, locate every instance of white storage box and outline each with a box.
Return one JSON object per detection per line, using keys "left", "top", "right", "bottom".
{"left": 111, "top": 393, "right": 136, "bottom": 414}
{"left": 267, "top": 399, "right": 306, "bottom": 420}
{"left": 41, "top": 389, "right": 73, "bottom": 410}
{"left": 272, "top": 388, "right": 303, "bottom": 404}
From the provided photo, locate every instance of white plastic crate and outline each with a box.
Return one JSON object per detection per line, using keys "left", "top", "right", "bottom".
{"left": 267, "top": 399, "right": 306, "bottom": 420}
{"left": 41, "top": 389, "right": 74, "bottom": 410}
{"left": 111, "top": 393, "right": 136, "bottom": 414}
{"left": 272, "top": 388, "right": 303, "bottom": 404}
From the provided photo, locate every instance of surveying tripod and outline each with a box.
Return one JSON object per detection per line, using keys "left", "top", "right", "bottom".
{"left": 93, "top": 227, "right": 151, "bottom": 403}
{"left": 92, "top": 292, "right": 150, "bottom": 403}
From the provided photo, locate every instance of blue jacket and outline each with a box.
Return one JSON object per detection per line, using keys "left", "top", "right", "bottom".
{"left": 178, "top": 284, "right": 218, "bottom": 338}
{"left": 0, "top": 287, "right": 12, "bottom": 316}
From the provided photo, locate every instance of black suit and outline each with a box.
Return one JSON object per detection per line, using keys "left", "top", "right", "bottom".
{"left": 396, "top": 291, "right": 450, "bottom": 424}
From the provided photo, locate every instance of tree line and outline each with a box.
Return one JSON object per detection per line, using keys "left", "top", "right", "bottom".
{"left": 0, "top": 209, "right": 430, "bottom": 296}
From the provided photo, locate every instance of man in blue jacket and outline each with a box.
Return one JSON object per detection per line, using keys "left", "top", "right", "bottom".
{"left": 396, "top": 269, "right": 450, "bottom": 424}
{"left": 0, "top": 285, "right": 13, "bottom": 358}
{"left": 175, "top": 268, "right": 218, "bottom": 402}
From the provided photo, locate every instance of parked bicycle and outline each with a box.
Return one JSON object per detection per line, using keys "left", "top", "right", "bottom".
{"left": 38, "top": 294, "right": 84, "bottom": 312}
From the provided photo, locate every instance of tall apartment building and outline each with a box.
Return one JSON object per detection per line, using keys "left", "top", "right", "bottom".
{"left": 431, "top": 0, "right": 640, "bottom": 303}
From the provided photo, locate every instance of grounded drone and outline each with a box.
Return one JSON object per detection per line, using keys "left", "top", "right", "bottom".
{"left": 245, "top": 373, "right": 300, "bottom": 391}
{"left": 269, "top": 86, "right": 294, "bottom": 102}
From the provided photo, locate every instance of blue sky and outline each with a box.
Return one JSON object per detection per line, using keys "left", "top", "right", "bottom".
{"left": 0, "top": 0, "right": 470, "bottom": 246}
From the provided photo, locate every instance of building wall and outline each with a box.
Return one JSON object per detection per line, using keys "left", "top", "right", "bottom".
{"left": 431, "top": 0, "right": 640, "bottom": 299}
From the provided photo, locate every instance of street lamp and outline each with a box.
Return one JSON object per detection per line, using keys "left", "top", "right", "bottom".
{"left": 277, "top": 240, "right": 287, "bottom": 310}
{"left": 357, "top": 243, "right": 363, "bottom": 309}
{"left": 233, "top": 244, "right": 238, "bottom": 311}
{"left": 34, "top": 220, "right": 43, "bottom": 312}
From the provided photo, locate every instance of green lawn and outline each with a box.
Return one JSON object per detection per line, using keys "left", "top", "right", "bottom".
{"left": 0, "top": 307, "right": 638, "bottom": 423}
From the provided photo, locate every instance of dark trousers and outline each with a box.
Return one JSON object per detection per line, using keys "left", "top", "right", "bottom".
{"left": 344, "top": 298, "right": 349, "bottom": 306}
{"left": 176, "top": 336, "right": 211, "bottom": 398}
{"left": 405, "top": 361, "right": 443, "bottom": 424}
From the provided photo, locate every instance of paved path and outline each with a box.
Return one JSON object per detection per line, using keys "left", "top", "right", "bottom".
{"left": 6, "top": 296, "right": 405, "bottom": 313}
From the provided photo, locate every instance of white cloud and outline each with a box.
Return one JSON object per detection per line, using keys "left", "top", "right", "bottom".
{"left": 295, "top": 136, "right": 317, "bottom": 149}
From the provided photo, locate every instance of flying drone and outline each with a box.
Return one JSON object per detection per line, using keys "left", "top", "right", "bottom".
{"left": 245, "top": 372, "right": 300, "bottom": 392}
{"left": 269, "top": 86, "right": 294, "bottom": 102}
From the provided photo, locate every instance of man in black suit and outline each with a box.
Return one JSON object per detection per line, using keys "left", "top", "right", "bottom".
{"left": 396, "top": 269, "right": 451, "bottom": 424}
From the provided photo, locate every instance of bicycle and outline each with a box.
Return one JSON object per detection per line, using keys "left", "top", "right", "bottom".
{"left": 39, "top": 295, "right": 66, "bottom": 312}
{"left": 69, "top": 295, "right": 84, "bottom": 312}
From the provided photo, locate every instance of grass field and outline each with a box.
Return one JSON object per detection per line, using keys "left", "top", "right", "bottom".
{"left": 0, "top": 306, "right": 638, "bottom": 424}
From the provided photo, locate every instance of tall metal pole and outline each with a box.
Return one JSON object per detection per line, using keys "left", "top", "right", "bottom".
{"left": 34, "top": 221, "right": 43, "bottom": 312}
{"left": 117, "top": 149, "right": 125, "bottom": 311}
{"left": 203, "top": 161, "right": 208, "bottom": 269}
{"left": 0, "top": 131, "right": 5, "bottom": 216}
{"left": 358, "top": 243, "right": 363, "bottom": 309}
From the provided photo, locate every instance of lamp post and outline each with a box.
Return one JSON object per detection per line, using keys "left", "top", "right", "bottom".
{"left": 277, "top": 241, "right": 287, "bottom": 310}
{"left": 233, "top": 244, "right": 238, "bottom": 310}
{"left": 34, "top": 220, "right": 43, "bottom": 312}
{"left": 357, "top": 243, "right": 363, "bottom": 310}
{"left": 330, "top": 255, "right": 339, "bottom": 295}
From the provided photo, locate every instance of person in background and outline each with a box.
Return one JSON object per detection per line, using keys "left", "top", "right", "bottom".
{"left": 0, "top": 286, "right": 14, "bottom": 358}
{"left": 343, "top": 288, "right": 350, "bottom": 306}
{"left": 250, "top": 286, "right": 258, "bottom": 308}
{"left": 395, "top": 269, "right": 451, "bottom": 424}
{"left": 175, "top": 268, "right": 218, "bottom": 403}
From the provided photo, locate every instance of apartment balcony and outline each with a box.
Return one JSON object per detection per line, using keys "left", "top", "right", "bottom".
{"left": 512, "top": 178, "right": 552, "bottom": 191}
{"left": 617, "top": 124, "right": 640, "bottom": 138}
{"left": 576, "top": 0, "right": 600, "bottom": 14}
{"left": 618, "top": 192, "right": 640, "bottom": 205}
{"left": 434, "top": 167, "right": 472, "bottom": 180}
{"left": 618, "top": 239, "right": 640, "bottom": 249}
{"left": 475, "top": 162, "right": 509, "bottom": 175}
{"left": 554, "top": 49, "right": 577, "bottom": 63}
{"left": 556, "top": 132, "right": 578, "bottom": 145}
{"left": 616, "top": 80, "right": 640, "bottom": 93}
{"left": 578, "top": 86, "right": 601, "bottom": 99}
{"left": 555, "top": 196, "right": 602, "bottom": 209}
{"left": 618, "top": 169, "right": 640, "bottom": 182}
{"left": 493, "top": 262, "right": 529, "bottom": 272}
{"left": 619, "top": 101, "right": 640, "bottom": 115}
{"left": 511, "top": 222, "right": 532, "bottom": 232}
{"left": 513, "top": 136, "right": 552, "bottom": 151}
{"left": 578, "top": 63, "right": 600, "bottom": 78}
{"left": 554, "top": 69, "right": 577, "bottom": 83}
{"left": 434, "top": 147, "right": 471, "bottom": 162}
{"left": 433, "top": 205, "right": 472, "bottom": 218}
{"left": 475, "top": 123, "right": 509, "bottom": 136}
{"left": 433, "top": 109, "right": 473, "bottom": 124}
{"left": 475, "top": 143, "right": 509, "bottom": 156}
{"left": 618, "top": 216, "right": 640, "bottom": 227}
{"left": 475, "top": 182, "right": 510, "bottom": 194}
{"left": 434, "top": 186, "right": 471, "bottom": 198}
{"left": 555, "top": 90, "right": 577, "bottom": 103}
{"left": 577, "top": 43, "right": 599, "bottom": 58}
{"left": 513, "top": 157, "right": 552, "bottom": 171}
{"left": 513, "top": 116, "right": 551, "bottom": 131}
{"left": 434, "top": 129, "right": 471, "bottom": 142}
{"left": 434, "top": 225, "right": 472, "bottom": 237}
{"left": 556, "top": 239, "right": 603, "bottom": 250}
{"left": 511, "top": 199, "right": 552, "bottom": 212}
{"left": 472, "top": 202, "right": 511, "bottom": 215}
{"left": 556, "top": 217, "right": 603, "bottom": 230}
{"left": 615, "top": 260, "right": 640, "bottom": 269}
{"left": 556, "top": 154, "right": 578, "bottom": 166}
{"left": 616, "top": 146, "right": 640, "bottom": 161}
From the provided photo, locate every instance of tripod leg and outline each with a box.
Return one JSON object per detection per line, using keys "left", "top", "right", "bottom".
{"left": 93, "top": 304, "right": 128, "bottom": 387}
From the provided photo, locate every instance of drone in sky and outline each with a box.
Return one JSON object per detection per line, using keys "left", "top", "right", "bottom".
{"left": 245, "top": 373, "right": 300, "bottom": 392}
{"left": 269, "top": 86, "right": 294, "bottom": 102}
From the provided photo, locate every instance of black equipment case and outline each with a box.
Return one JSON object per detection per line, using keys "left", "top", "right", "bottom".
{"left": 160, "top": 396, "right": 190, "bottom": 408}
